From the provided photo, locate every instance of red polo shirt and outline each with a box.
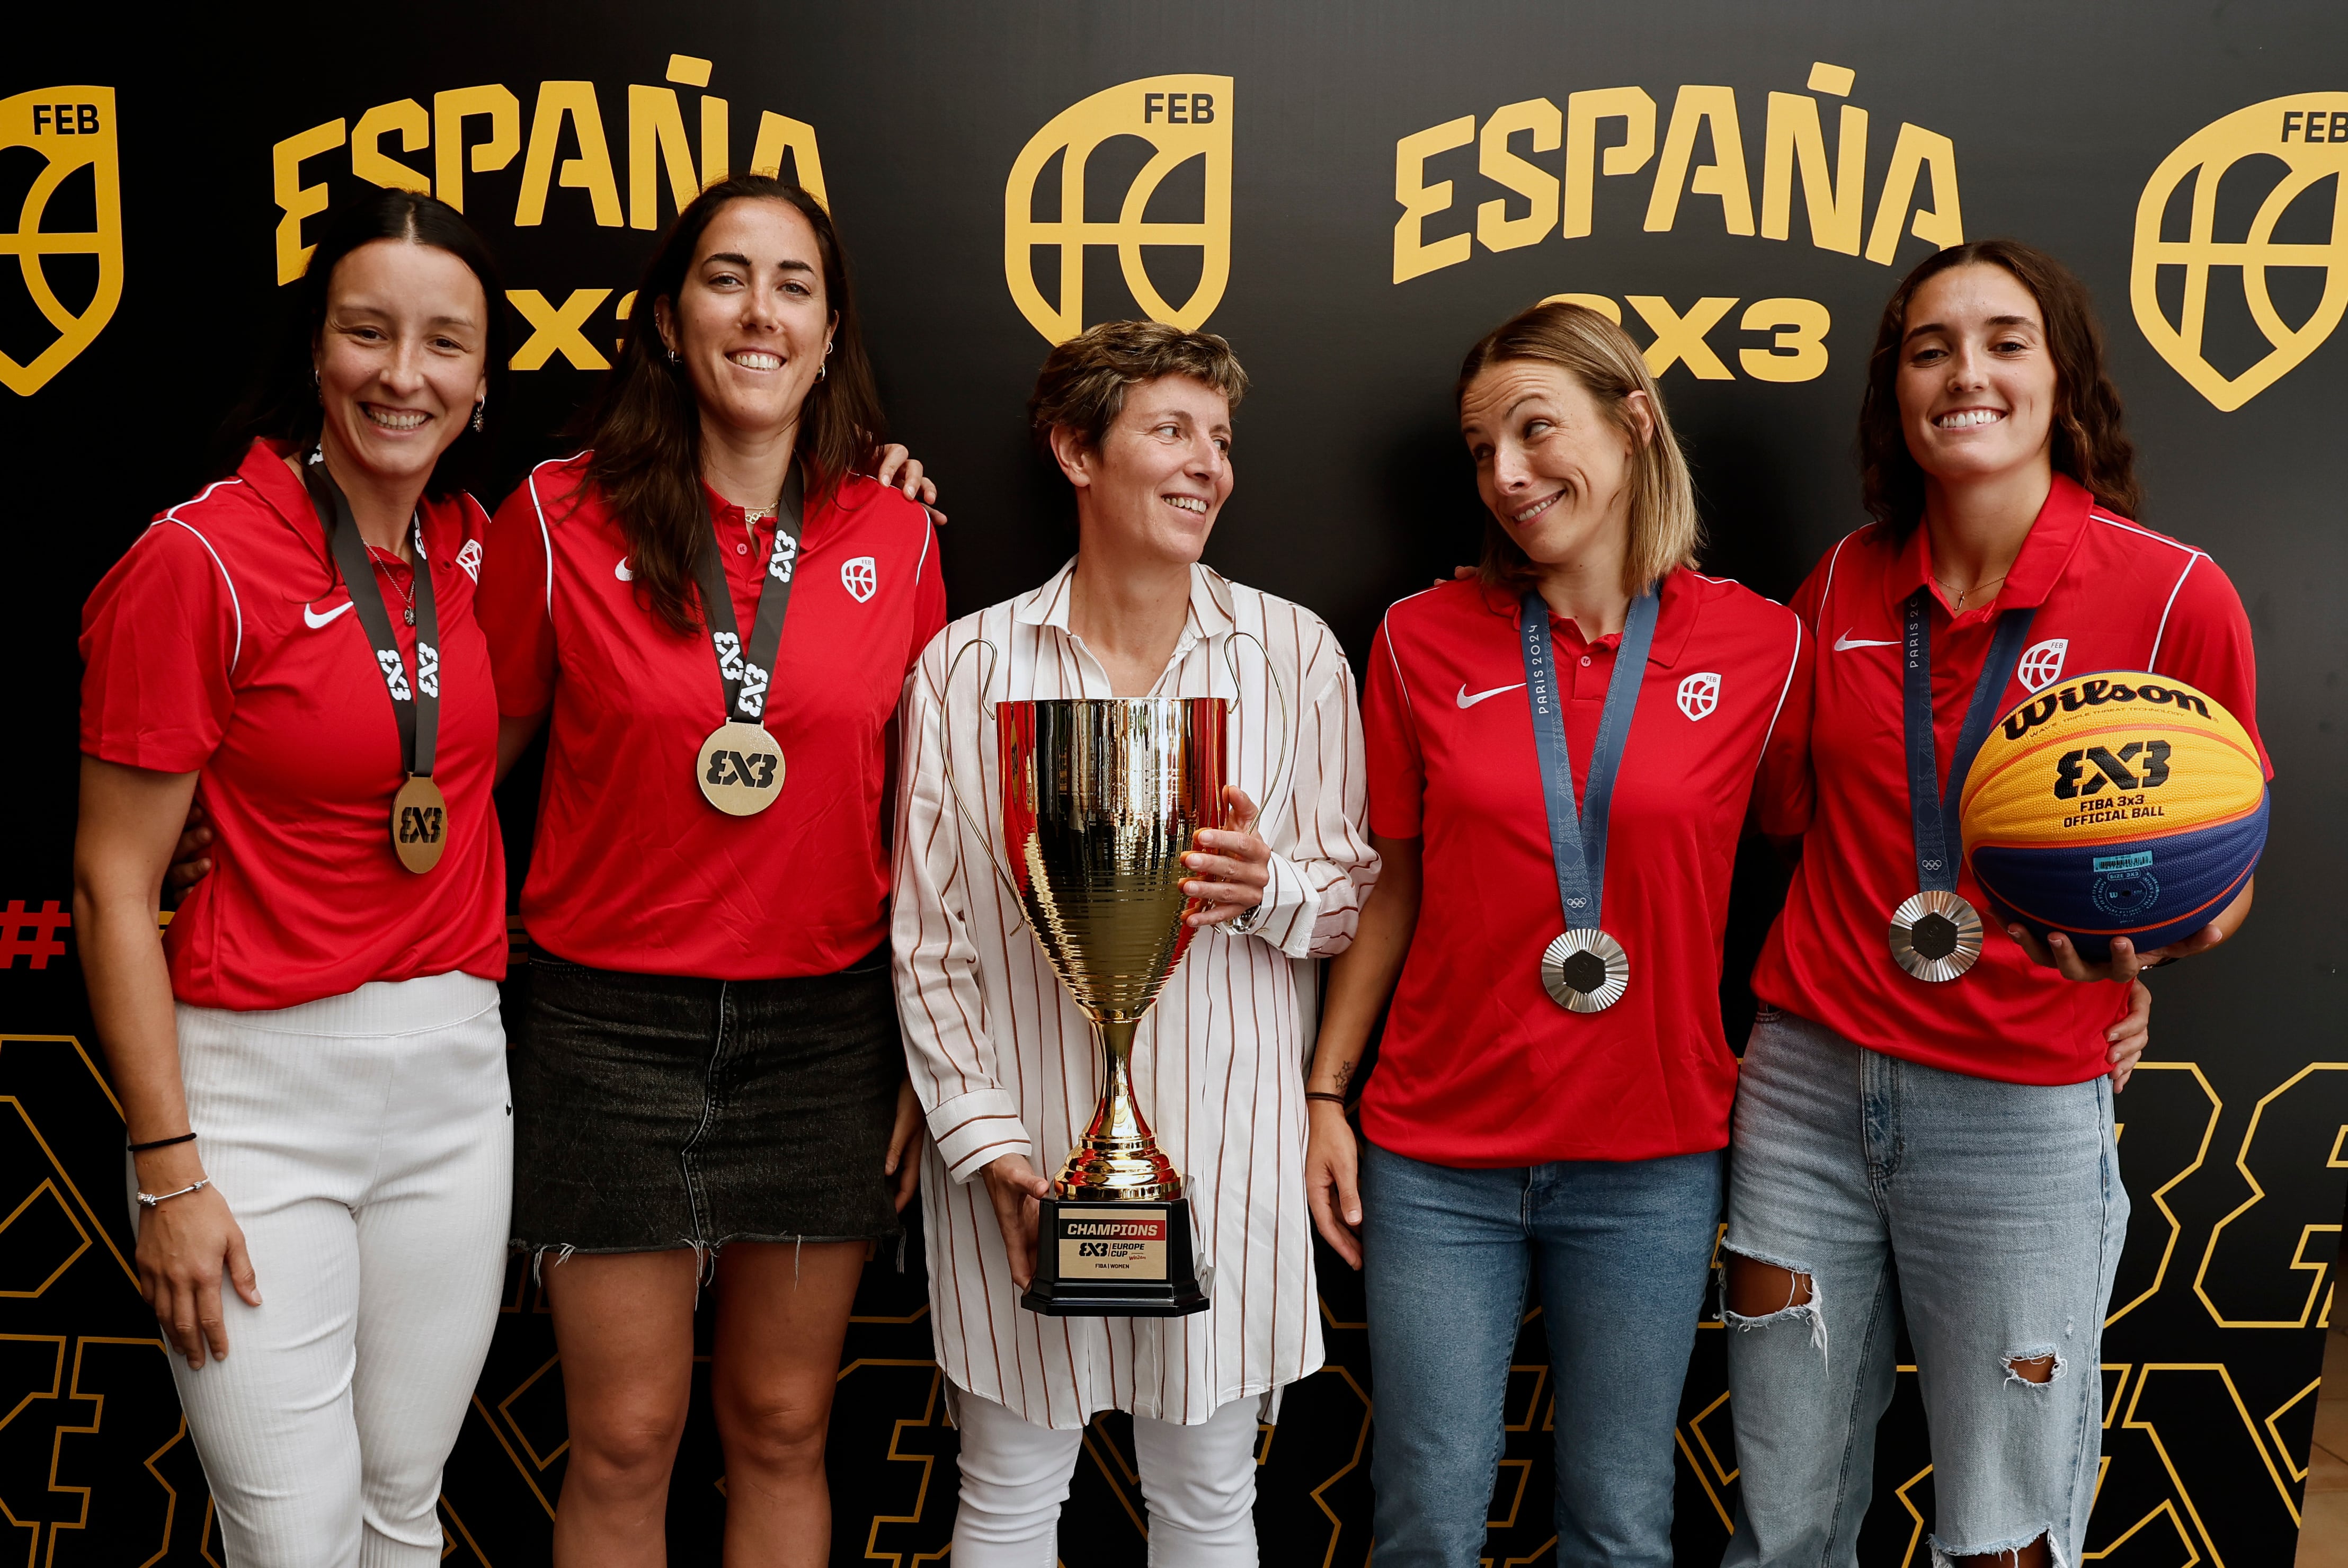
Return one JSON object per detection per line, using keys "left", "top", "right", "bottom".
{"left": 1360, "top": 569, "right": 1813, "bottom": 1166}
{"left": 1753, "top": 476, "right": 2269, "bottom": 1084}
{"left": 476, "top": 453, "right": 944, "bottom": 979}
{"left": 79, "top": 441, "right": 507, "bottom": 1011}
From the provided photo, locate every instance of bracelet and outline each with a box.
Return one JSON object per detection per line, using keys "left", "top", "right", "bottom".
{"left": 128, "top": 1132, "right": 197, "bottom": 1154}
{"left": 1304, "top": 1091, "right": 1348, "bottom": 1105}
{"left": 136, "top": 1178, "right": 211, "bottom": 1209}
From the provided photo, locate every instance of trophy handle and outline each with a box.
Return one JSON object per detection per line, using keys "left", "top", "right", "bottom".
{"left": 940, "top": 636, "right": 1029, "bottom": 924}
{"left": 1220, "top": 631, "right": 1292, "bottom": 833}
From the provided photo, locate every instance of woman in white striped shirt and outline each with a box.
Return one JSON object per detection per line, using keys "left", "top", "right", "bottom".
{"left": 891, "top": 320, "right": 1377, "bottom": 1565}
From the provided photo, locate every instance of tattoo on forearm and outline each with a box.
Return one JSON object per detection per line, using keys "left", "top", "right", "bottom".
{"left": 1332, "top": 1061, "right": 1353, "bottom": 1091}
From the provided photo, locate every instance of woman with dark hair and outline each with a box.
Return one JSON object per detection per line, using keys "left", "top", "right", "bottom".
{"left": 475, "top": 175, "right": 940, "bottom": 1566}
{"left": 74, "top": 188, "right": 514, "bottom": 1565}
{"left": 1301, "top": 300, "right": 1817, "bottom": 1567}
{"left": 1720, "top": 240, "right": 2258, "bottom": 1568}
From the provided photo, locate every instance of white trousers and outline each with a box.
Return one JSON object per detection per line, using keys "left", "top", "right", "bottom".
{"left": 951, "top": 1386, "right": 1261, "bottom": 1567}
{"left": 128, "top": 973, "right": 512, "bottom": 1568}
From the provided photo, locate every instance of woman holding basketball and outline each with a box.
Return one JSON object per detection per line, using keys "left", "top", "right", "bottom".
{"left": 1720, "top": 239, "right": 2263, "bottom": 1568}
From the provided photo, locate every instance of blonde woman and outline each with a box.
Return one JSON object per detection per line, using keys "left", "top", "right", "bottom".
{"left": 1302, "top": 301, "right": 1812, "bottom": 1567}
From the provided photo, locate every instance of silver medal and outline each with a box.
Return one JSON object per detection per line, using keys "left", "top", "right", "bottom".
{"left": 1888, "top": 889, "right": 1984, "bottom": 982}
{"left": 1541, "top": 928, "right": 1631, "bottom": 1012}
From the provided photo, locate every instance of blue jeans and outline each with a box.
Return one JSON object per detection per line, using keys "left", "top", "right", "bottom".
{"left": 1721, "top": 1009, "right": 2127, "bottom": 1567}
{"left": 1360, "top": 1139, "right": 1723, "bottom": 1568}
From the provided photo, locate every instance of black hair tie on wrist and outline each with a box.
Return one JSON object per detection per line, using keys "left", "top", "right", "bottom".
{"left": 128, "top": 1132, "right": 197, "bottom": 1153}
{"left": 1304, "top": 1091, "right": 1348, "bottom": 1106}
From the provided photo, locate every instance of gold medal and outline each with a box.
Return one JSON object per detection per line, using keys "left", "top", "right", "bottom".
{"left": 697, "top": 720, "right": 785, "bottom": 815}
{"left": 1541, "top": 928, "right": 1630, "bottom": 1013}
{"left": 392, "top": 774, "right": 449, "bottom": 874}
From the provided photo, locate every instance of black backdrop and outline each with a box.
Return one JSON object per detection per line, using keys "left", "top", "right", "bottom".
{"left": 5, "top": 3, "right": 2345, "bottom": 1562}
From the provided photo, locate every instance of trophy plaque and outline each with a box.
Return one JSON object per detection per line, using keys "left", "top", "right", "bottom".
{"left": 995, "top": 695, "right": 1224, "bottom": 1316}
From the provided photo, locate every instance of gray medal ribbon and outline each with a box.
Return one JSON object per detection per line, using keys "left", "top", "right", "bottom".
{"left": 688, "top": 466, "right": 806, "bottom": 723}
{"left": 1518, "top": 587, "right": 1658, "bottom": 932}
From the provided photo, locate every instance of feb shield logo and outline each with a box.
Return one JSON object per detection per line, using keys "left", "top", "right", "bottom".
{"left": 1677, "top": 672, "right": 1720, "bottom": 721}
{"left": 1004, "top": 75, "right": 1232, "bottom": 344}
{"left": 2132, "top": 94, "right": 2348, "bottom": 411}
{"left": 2016, "top": 638, "right": 2068, "bottom": 692}
{"left": 1, "top": 86, "right": 123, "bottom": 396}
{"left": 841, "top": 556, "right": 877, "bottom": 603}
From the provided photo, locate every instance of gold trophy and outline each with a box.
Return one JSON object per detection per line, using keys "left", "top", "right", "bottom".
{"left": 993, "top": 694, "right": 1225, "bottom": 1316}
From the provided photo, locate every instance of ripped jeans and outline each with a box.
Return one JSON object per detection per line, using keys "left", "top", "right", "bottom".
{"left": 1720, "top": 1009, "right": 2126, "bottom": 1568}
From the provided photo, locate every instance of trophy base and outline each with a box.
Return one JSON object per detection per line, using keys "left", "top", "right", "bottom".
{"left": 1019, "top": 1196, "right": 1209, "bottom": 1317}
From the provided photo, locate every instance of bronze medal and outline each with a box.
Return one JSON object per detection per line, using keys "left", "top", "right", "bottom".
{"left": 303, "top": 458, "right": 452, "bottom": 876}
{"left": 392, "top": 774, "right": 450, "bottom": 874}
{"left": 697, "top": 720, "right": 786, "bottom": 815}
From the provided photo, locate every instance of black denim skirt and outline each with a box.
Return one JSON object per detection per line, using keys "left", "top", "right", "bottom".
{"left": 510, "top": 945, "right": 902, "bottom": 1255}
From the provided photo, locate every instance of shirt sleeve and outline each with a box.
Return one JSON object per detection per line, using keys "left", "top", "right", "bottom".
{"left": 1362, "top": 614, "right": 1425, "bottom": 839}
{"left": 1247, "top": 640, "right": 1380, "bottom": 960}
{"left": 908, "top": 521, "right": 947, "bottom": 673}
{"left": 79, "top": 521, "right": 240, "bottom": 773}
{"left": 2151, "top": 551, "right": 2270, "bottom": 779}
{"left": 891, "top": 625, "right": 1033, "bottom": 1183}
{"left": 476, "top": 472, "right": 559, "bottom": 719}
{"left": 1751, "top": 611, "right": 1815, "bottom": 838}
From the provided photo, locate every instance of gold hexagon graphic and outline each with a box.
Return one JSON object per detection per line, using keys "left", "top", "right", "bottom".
{"left": 1004, "top": 75, "right": 1232, "bottom": 344}
{"left": 0, "top": 86, "right": 124, "bottom": 397}
{"left": 2132, "top": 93, "right": 2348, "bottom": 411}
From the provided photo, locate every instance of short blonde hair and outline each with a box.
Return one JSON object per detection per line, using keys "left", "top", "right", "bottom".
{"left": 1029, "top": 319, "right": 1249, "bottom": 450}
{"left": 1457, "top": 302, "right": 1702, "bottom": 596}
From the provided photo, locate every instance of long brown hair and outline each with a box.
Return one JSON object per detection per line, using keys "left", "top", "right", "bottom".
{"left": 580, "top": 176, "right": 885, "bottom": 634}
{"left": 1859, "top": 238, "right": 2140, "bottom": 541}
{"left": 1456, "top": 301, "right": 1702, "bottom": 596}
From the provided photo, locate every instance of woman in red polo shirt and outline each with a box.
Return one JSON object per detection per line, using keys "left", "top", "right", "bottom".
{"left": 1719, "top": 241, "right": 2256, "bottom": 1568}
{"left": 1301, "top": 301, "right": 1815, "bottom": 1566}
{"left": 75, "top": 189, "right": 512, "bottom": 1565}
{"left": 476, "top": 175, "right": 941, "bottom": 1566}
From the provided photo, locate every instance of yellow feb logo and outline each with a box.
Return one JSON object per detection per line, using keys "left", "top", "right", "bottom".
{"left": 0, "top": 86, "right": 123, "bottom": 396}
{"left": 2132, "top": 93, "right": 2348, "bottom": 411}
{"left": 1004, "top": 75, "right": 1232, "bottom": 344}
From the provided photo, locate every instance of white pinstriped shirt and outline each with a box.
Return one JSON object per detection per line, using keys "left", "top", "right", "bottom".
{"left": 891, "top": 559, "right": 1377, "bottom": 1428}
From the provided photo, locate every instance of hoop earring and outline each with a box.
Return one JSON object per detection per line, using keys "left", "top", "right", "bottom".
{"left": 470, "top": 400, "right": 486, "bottom": 433}
{"left": 666, "top": 348, "right": 681, "bottom": 367}
{"left": 312, "top": 366, "right": 322, "bottom": 402}
{"left": 816, "top": 361, "right": 827, "bottom": 381}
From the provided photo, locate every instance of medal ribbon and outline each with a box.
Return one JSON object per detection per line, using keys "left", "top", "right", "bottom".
{"left": 303, "top": 457, "right": 440, "bottom": 778}
{"left": 1518, "top": 587, "right": 1658, "bottom": 933}
{"left": 1902, "top": 587, "right": 2037, "bottom": 894}
{"left": 688, "top": 466, "right": 806, "bottom": 723}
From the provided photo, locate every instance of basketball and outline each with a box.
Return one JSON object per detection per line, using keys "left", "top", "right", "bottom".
{"left": 1960, "top": 671, "right": 2267, "bottom": 959}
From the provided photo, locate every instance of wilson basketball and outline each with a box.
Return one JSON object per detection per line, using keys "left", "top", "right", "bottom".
{"left": 1960, "top": 672, "right": 2266, "bottom": 959}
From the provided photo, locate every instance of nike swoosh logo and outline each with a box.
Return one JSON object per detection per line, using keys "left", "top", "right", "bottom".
{"left": 304, "top": 601, "right": 356, "bottom": 629}
{"left": 615, "top": 558, "right": 634, "bottom": 582}
{"left": 1456, "top": 682, "right": 1525, "bottom": 709}
{"left": 1834, "top": 632, "right": 1899, "bottom": 651}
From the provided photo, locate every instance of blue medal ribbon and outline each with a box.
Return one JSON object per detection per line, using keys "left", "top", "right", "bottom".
{"left": 1902, "top": 587, "right": 2037, "bottom": 894}
{"left": 1518, "top": 587, "right": 1658, "bottom": 933}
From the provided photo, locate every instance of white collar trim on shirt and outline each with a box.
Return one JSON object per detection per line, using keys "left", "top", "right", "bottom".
{"left": 1012, "top": 557, "right": 1240, "bottom": 646}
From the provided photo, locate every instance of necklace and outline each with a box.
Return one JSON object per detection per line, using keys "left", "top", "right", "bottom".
{"left": 1933, "top": 569, "right": 2007, "bottom": 611}
{"left": 364, "top": 544, "right": 419, "bottom": 626}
